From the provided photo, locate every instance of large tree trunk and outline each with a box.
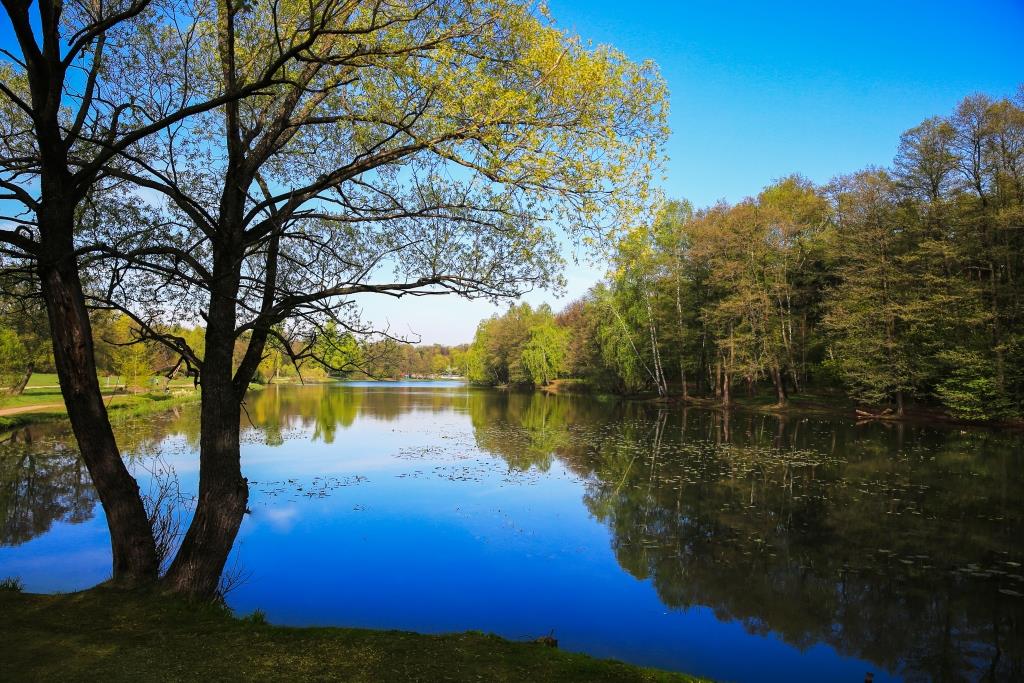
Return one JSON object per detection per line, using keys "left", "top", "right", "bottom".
{"left": 162, "top": 262, "right": 249, "bottom": 599}
{"left": 18, "top": 6, "right": 160, "bottom": 587}
{"left": 38, "top": 234, "right": 158, "bottom": 585}
{"left": 161, "top": 385, "right": 247, "bottom": 598}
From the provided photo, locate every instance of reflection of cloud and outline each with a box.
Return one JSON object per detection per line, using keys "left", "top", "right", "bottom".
{"left": 0, "top": 546, "right": 110, "bottom": 571}
{"left": 258, "top": 506, "right": 301, "bottom": 533}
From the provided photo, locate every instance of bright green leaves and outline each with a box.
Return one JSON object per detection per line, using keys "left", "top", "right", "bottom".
{"left": 466, "top": 303, "right": 567, "bottom": 387}
{"left": 520, "top": 318, "right": 568, "bottom": 386}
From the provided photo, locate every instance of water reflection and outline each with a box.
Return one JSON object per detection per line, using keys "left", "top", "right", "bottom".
{"left": 1, "top": 383, "right": 1022, "bottom": 681}
{"left": 458, "top": 391, "right": 1024, "bottom": 680}
{"left": 0, "top": 429, "right": 96, "bottom": 545}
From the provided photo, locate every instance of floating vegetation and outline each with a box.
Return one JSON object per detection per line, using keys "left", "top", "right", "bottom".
{"left": 251, "top": 475, "right": 368, "bottom": 502}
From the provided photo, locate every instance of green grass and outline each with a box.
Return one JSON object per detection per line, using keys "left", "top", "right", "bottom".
{"left": 0, "top": 588, "right": 705, "bottom": 682}
{"left": 0, "top": 386, "right": 66, "bottom": 409}
{"left": 0, "top": 388, "right": 199, "bottom": 430}
{"left": 23, "top": 372, "right": 195, "bottom": 389}
{"left": 2, "top": 374, "right": 195, "bottom": 410}
{"left": 23, "top": 372, "right": 59, "bottom": 388}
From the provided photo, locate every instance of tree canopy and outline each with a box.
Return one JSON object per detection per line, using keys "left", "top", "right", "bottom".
{"left": 1, "top": 0, "right": 668, "bottom": 596}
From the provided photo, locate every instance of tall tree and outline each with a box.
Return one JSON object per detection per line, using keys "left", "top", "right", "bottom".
{"left": 0, "top": 0, "right": 277, "bottom": 583}
{"left": 823, "top": 171, "right": 948, "bottom": 414}
{"left": 87, "top": 0, "right": 666, "bottom": 596}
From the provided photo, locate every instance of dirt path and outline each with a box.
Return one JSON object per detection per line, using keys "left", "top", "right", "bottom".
{"left": 0, "top": 403, "right": 65, "bottom": 417}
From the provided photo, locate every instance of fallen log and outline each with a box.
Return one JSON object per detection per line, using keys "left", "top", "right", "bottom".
{"left": 855, "top": 408, "right": 896, "bottom": 419}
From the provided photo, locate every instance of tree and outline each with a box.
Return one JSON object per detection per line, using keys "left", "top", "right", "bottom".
{"left": 2, "top": 0, "right": 456, "bottom": 586}
{"left": 822, "top": 170, "right": 965, "bottom": 414}
{"left": 468, "top": 304, "right": 546, "bottom": 385}
{"left": 520, "top": 318, "right": 568, "bottom": 386}
{"left": 0, "top": 281, "right": 51, "bottom": 394}
{"left": 313, "top": 323, "right": 362, "bottom": 378}
{"left": 0, "top": 0, "right": 213, "bottom": 583}
{"left": 108, "top": 314, "right": 156, "bottom": 390}
{"left": 75, "top": 0, "right": 667, "bottom": 597}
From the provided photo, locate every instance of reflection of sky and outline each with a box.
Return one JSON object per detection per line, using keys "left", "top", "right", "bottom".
{"left": 0, "top": 388, "right": 900, "bottom": 683}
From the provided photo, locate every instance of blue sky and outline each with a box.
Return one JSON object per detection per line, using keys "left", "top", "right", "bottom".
{"left": 380, "top": 0, "right": 1024, "bottom": 344}
{"left": 550, "top": 0, "right": 1023, "bottom": 207}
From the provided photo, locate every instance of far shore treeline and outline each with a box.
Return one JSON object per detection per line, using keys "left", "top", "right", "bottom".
{"left": 0, "top": 309, "right": 469, "bottom": 391}
{"left": 466, "top": 91, "right": 1024, "bottom": 422}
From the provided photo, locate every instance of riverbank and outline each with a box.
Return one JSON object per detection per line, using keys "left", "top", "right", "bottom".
{"left": 0, "top": 587, "right": 703, "bottom": 682}
{"left": 0, "top": 389, "right": 199, "bottom": 431}
{"left": 534, "top": 379, "right": 1024, "bottom": 429}
{"left": 674, "top": 390, "right": 1024, "bottom": 429}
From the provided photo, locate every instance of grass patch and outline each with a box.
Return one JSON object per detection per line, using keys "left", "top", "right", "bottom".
{"left": 22, "top": 373, "right": 195, "bottom": 389}
{"left": 0, "top": 389, "right": 199, "bottom": 431}
{"left": 0, "top": 588, "right": 704, "bottom": 682}
{"left": 0, "top": 386, "right": 66, "bottom": 409}
{"left": 23, "top": 372, "right": 61, "bottom": 388}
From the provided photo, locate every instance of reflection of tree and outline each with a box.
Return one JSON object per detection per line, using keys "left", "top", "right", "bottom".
{"left": 118, "top": 404, "right": 201, "bottom": 458}
{"left": 0, "top": 429, "right": 98, "bottom": 545}
{"left": 467, "top": 391, "right": 616, "bottom": 472}
{"left": 0, "top": 407, "right": 201, "bottom": 546}
{"left": 473, "top": 403, "right": 1024, "bottom": 682}
{"left": 244, "top": 385, "right": 461, "bottom": 443}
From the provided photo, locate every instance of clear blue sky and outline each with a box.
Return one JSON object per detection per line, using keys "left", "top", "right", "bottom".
{"left": 385, "top": 0, "right": 1024, "bottom": 344}
{"left": 547, "top": 0, "right": 1024, "bottom": 207}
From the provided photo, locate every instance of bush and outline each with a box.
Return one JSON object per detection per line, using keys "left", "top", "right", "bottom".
{"left": 935, "top": 350, "right": 1015, "bottom": 421}
{"left": 242, "top": 609, "right": 267, "bottom": 625}
{"left": 0, "top": 576, "right": 24, "bottom": 592}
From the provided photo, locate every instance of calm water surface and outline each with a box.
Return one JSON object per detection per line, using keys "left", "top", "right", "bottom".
{"left": 1, "top": 382, "right": 1022, "bottom": 682}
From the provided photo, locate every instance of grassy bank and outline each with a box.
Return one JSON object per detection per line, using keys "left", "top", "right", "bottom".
{"left": 0, "top": 587, "right": 703, "bottom": 682}
{"left": 0, "top": 388, "right": 199, "bottom": 431}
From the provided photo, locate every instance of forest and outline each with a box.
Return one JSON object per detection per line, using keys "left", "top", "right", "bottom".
{"left": 466, "top": 90, "right": 1024, "bottom": 421}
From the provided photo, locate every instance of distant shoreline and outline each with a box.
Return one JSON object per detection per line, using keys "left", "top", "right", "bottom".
{"left": 265, "top": 376, "right": 467, "bottom": 385}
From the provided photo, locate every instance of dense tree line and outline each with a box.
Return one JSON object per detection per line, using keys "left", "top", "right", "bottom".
{"left": 352, "top": 342, "right": 468, "bottom": 379}
{"left": 468, "top": 90, "right": 1024, "bottom": 420}
{"left": 311, "top": 323, "right": 468, "bottom": 380}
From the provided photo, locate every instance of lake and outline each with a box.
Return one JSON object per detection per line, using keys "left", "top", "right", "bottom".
{"left": 1, "top": 382, "right": 1022, "bottom": 682}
